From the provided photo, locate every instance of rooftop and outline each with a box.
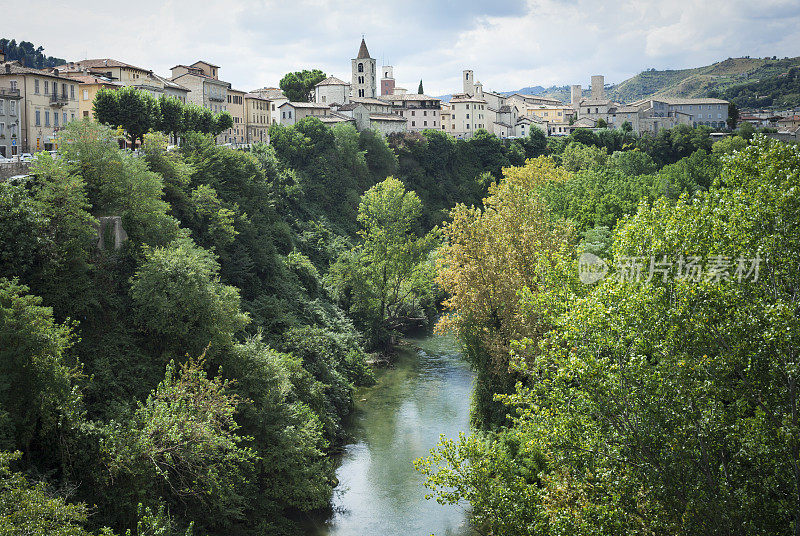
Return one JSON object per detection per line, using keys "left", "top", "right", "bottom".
{"left": 316, "top": 76, "right": 349, "bottom": 87}
{"left": 280, "top": 101, "right": 331, "bottom": 109}
{"left": 56, "top": 58, "right": 152, "bottom": 73}
{"left": 378, "top": 93, "right": 441, "bottom": 102}
{"left": 356, "top": 38, "right": 371, "bottom": 59}
{"left": 1, "top": 61, "right": 76, "bottom": 81}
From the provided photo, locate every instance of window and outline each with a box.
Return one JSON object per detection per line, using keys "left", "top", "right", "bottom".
{"left": 411, "top": 111, "right": 415, "bottom": 116}
{"left": 54, "top": 112, "right": 59, "bottom": 127}
{"left": 467, "top": 124, "right": 470, "bottom": 129}
{"left": 424, "top": 120, "right": 427, "bottom": 126}
{"left": 0, "top": 123, "right": 4, "bottom": 136}
{"left": 9, "top": 80, "right": 16, "bottom": 91}
{"left": 83, "top": 111, "right": 89, "bottom": 118}
{"left": 45, "top": 111, "right": 50, "bottom": 126}
{"left": 412, "top": 121, "right": 415, "bottom": 126}
{"left": 83, "top": 89, "right": 89, "bottom": 100}
{"left": 358, "top": 63, "right": 364, "bottom": 73}
{"left": 62, "top": 83, "right": 67, "bottom": 97}
{"left": 466, "top": 114, "right": 470, "bottom": 119}
{"left": 0, "top": 100, "right": 3, "bottom": 114}
{"left": 282, "top": 111, "right": 286, "bottom": 119}
{"left": 35, "top": 110, "right": 41, "bottom": 126}
{"left": 9, "top": 101, "right": 15, "bottom": 116}
{"left": 34, "top": 79, "right": 40, "bottom": 93}
{"left": 45, "top": 81, "right": 50, "bottom": 94}
{"left": 63, "top": 112, "right": 67, "bottom": 125}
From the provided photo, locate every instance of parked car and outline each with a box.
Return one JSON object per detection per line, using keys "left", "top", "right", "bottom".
{"left": 19, "top": 153, "right": 33, "bottom": 162}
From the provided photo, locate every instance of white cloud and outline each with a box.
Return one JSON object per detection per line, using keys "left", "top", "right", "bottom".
{"left": 5, "top": 0, "right": 800, "bottom": 97}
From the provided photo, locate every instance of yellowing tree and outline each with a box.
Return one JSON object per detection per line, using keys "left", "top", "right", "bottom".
{"left": 436, "top": 157, "right": 576, "bottom": 425}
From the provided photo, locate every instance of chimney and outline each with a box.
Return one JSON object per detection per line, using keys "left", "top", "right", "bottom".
{"left": 591, "top": 75, "right": 605, "bottom": 100}
{"left": 53, "top": 68, "right": 59, "bottom": 77}
{"left": 571, "top": 84, "right": 581, "bottom": 107}
{"left": 0, "top": 47, "right": 5, "bottom": 63}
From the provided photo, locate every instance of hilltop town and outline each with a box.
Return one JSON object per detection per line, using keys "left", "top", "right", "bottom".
{"left": 1, "top": 37, "right": 798, "bottom": 157}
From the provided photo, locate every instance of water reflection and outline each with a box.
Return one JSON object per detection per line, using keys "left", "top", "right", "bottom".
{"left": 308, "top": 335, "right": 475, "bottom": 536}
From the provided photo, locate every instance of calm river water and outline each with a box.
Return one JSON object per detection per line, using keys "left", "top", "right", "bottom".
{"left": 304, "top": 334, "right": 475, "bottom": 536}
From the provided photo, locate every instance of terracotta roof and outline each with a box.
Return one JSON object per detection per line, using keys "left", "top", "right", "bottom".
{"left": 66, "top": 74, "right": 123, "bottom": 86}
{"left": 316, "top": 76, "right": 349, "bottom": 86}
{"left": 0, "top": 61, "right": 76, "bottom": 81}
{"left": 336, "top": 103, "right": 360, "bottom": 111}
{"left": 192, "top": 60, "right": 220, "bottom": 68}
{"left": 244, "top": 92, "right": 270, "bottom": 101}
{"left": 356, "top": 38, "right": 371, "bottom": 59}
{"left": 56, "top": 58, "right": 152, "bottom": 73}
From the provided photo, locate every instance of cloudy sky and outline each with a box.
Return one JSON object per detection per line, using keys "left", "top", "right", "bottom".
{"left": 6, "top": 0, "right": 800, "bottom": 96}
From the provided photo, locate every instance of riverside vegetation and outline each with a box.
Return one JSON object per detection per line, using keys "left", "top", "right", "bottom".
{"left": 0, "top": 114, "right": 793, "bottom": 535}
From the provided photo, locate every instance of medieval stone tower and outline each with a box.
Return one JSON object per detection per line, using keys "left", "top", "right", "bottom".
{"left": 463, "top": 69, "right": 475, "bottom": 96}
{"left": 351, "top": 38, "right": 377, "bottom": 99}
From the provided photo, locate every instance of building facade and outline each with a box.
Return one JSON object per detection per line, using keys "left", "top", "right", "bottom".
{"left": 378, "top": 93, "right": 441, "bottom": 132}
{"left": 225, "top": 88, "right": 246, "bottom": 145}
{"left": 314, "top": 76, "right": 350, "bottom": 105}
{"left": 171, "top": 61, "right": 229, "bottom": 114}
{"left": 244, "top": 93, "right": 270, "bottom": 144}
{"left": 0, "top": 61, "right": 80, "bottom": 153}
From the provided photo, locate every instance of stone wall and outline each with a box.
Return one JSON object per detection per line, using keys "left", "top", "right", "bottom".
{"left": 0, "top": 161, "right": 31, "bottom": 180}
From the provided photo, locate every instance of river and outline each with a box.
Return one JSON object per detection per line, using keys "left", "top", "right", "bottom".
{"left": 305, "top": 334, "right": 476, "bottom": 536}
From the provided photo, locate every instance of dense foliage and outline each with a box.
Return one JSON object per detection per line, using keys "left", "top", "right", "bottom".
{"left": 0, "top": 37, "right": 65, "bottom": 68}
{"left": 418, "top": 132, "right": 800, "bottom": 535}
{"left": 1, "top": 112, "right": 780, "bottom": 535}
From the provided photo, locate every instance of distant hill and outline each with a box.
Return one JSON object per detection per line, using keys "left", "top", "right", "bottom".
{"left": 0, "top": 38, "right": 65, "bottom": 69}
{"left": 445, "top": 56, "right": 800, "bottom": 110}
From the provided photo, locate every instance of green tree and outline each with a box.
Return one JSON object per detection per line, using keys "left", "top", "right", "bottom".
{"left": 129, "top": 238, "right": 249, "bottom": 362}
{"left": 157, "top": 95, "right": 184, "bottom": 144}
{"left": 727, "top": 102, "right": 740, "bottom": 129}
{"left": 212, "top": 111, "right": 233, "bottom": 137}
{"left": 92, "top": 87, "right": 120, "bottom": 129}
{"left": 279, "top": 69, "right": 326, "bottom": 102}
{"left": 327, "top": 178, "right": 439, "bottom": 347}
{"left": 0, "top": 451, "right": 113, "bottom": 536}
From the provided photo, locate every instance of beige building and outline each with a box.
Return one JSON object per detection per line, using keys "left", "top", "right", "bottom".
{"left": 315, "top": 76, "right": 350, "bottom": 105}
{"left": 278, "top": 101, "right": 331, "bottom": 125}
{"left": 0, "top": 60, "right": 80, "bottom": 153}
{"left": 55, "top": 58, "right": 167, "bottom": 99}
{"left": 250, "top": 87, "right": 287, "bottom": 124}
{"left": 244, "top": 93, "right": 270, "bottom": 144}
{"left": 378, "top": 93, "right": 441, "bottom": 132}
{"left": 225, "top": 88, "right": 246, "bottom": 145}
{"left": 171, "top": 61, "right": 229, "bottom": 114}
{"left": 447, "top": 94, "right": 488, "bottom": 139}
{"left": 69, "top": 74, "right": 121, "bottom": 120}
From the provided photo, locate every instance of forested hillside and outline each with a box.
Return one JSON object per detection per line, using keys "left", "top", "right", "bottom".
{"left": 0, "top": 38, "right": 65, "bottom": 68}
{"left": 533, "top": 56, "right": 800, "bottom": 107}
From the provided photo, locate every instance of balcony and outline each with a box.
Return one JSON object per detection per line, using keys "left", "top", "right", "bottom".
{"left": 208, "top": 94, "right": 225, "bottom": 102}
{"left": 0, "top": 88, "right": 21, "bottom": 98}
{"left": 50, "top": 93, "right": 69, "bottom": 107}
